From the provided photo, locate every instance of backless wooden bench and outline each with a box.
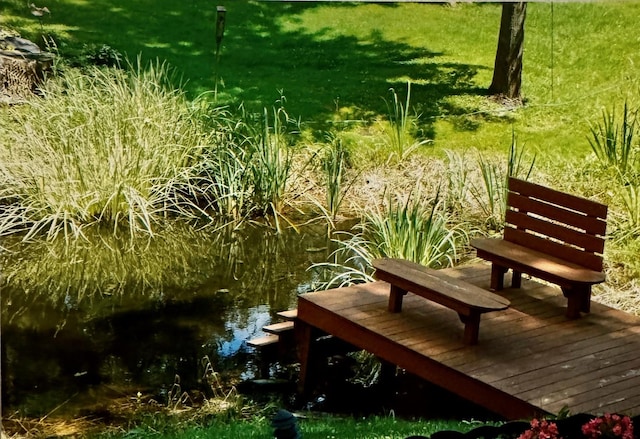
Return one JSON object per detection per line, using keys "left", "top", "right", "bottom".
{"left": 471, "top": 177, "right": 608, "bottom": 319}
{"left": 372, "top": 258, "right": 510, "bottom": 345}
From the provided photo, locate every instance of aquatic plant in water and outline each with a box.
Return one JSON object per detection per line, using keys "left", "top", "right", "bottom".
{"left": 249, "top": 106, "right": 298, "bottom": 230}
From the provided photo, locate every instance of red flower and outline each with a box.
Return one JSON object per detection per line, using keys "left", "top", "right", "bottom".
{"left": 582, "top": 414, "right": 633, "bottom": 439}
{"left": 519, "top": 419, "right": 561, "bottom": 439}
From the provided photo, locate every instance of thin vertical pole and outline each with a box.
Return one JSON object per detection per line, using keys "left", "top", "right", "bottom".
{"left": 214, "top": 6, "right": 227, "bottom": 101}
{"left": 551, "top": 0, "right": 555, "bottom": 102}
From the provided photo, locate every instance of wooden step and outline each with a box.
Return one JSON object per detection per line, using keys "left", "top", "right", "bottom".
{"left": 262, "top": 321, "right": 295, "bottom": 334}
{"left": 277, "top": 309, "right": 298, "bottom": 320}
{"left": 246, "top": 334, "right": 279, "bottom": 348}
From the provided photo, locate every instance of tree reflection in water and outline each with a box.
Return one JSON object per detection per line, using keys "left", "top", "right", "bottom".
{"left": 1, "top": 221, "right": 333, "bottom": 418}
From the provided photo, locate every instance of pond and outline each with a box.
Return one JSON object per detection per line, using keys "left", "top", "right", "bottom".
{"left": 1, "top": 222, "right": 336, "bottom": 420}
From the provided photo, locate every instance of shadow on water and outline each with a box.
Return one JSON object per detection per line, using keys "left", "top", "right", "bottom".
{"left": 0, "top": 222, "right": 334, "bottom": 418}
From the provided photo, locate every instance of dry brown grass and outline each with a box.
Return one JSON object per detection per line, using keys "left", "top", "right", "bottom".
{"left": 290, "top": 149, "right": 640, "bottom": 316}
{"left": 2, "top": 414, "right": 101, "bottom": 438}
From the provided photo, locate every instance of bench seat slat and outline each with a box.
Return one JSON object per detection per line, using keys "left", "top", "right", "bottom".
{"left": 505, "top": 210, "right": 606, "bottom": 254}
{"left": 509, "top": 177, "right": 608, "bottom": 219}
{"left": 373, "top": 258, "right": 510, "bottom": 312}
{"left": 373, "top": 258, "right": 509, "bottom": 344}
{"left": 508, "top": 193, "right": 607, "bottom": 236}
{"left": 471, "top": 238, "right": 605, "bottom": 286}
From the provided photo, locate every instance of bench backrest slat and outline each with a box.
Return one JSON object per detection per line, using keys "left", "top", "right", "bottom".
{"left": 505, "top": 210, "right": 606, "bottom": 254}
{"left": 508, "top": 177, "right": 608, "bottom": 220}
{"left": 504, "top": 177, "right": 608, "bottom": 272}
{"left": 507, "top": 192, "right": 608, "bottom": 236}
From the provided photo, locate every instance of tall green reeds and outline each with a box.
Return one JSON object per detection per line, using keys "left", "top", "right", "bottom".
{"left": 247, "top": 106, "right": 295, "bottom": 224}
{"left": 380, "top": 83, "right": 431, "bottom": 163}
{"left": 443, "top": 149, "right": 471, "bottom": 215}
{"left": 201, "top": 108, "right": 254, "bottom": 222}
{"left": 365, "top": 193, "right": 464, "bottom": 268}
{"left": 470, "top": 133, "right": 535, "bottom": 231}
{"left": 320, "top": 134, "right": 356, "bottom": 224}
{"left": 201, "top": 136, "right": 253, "bottom": 222}
{"left": 615, "top": 183, "right": 640, "bottom": 241}
{"left": 0, "top": 60, "right": 218, "bottom": 241}
{"left": 588, "top": 102, "right": 638, "bottom": 177}
{"left": 587, "top": 102, "right": 640, "bottom": 243}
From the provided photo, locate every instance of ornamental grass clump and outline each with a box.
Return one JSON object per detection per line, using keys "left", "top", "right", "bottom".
{"left": 249, "top": 106, "right": 294, "bottom": 218}
{"left": 0, "top": 60, "right": 218, "bottom": 241}
{"left": 233, "top": 103, "right": 298, "bottom": 230}
{"left": 364, "top": 192, "right": 464, "bottom": 269}
{"left": 470, "top": 133, "right": 535, "bottom": 232}
{"left": 312, "top": 192, "right": 465, "bottom": 288}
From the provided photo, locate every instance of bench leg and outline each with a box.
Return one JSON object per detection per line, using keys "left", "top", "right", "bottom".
{"left": 511, "top": 271, "right": 522, "bottom": 288}
{"left": 562, "top": 286, "right": 591, "bottom": 319}
{"left": 459, "top": 313, "right": 481, "bottom": 345}
{"left": 581, "top": 289, "right": 592, "bottom": 313}
{"left": 490, "top": 264, "right": 508, "bottom": 291}
{"left": 388, "top": 285, "right": 407, "bottom": 312}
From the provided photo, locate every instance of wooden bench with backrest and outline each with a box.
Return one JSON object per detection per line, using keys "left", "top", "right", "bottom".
{"left": 471, "top": 177, "right": 608, "bottom": 319}
{"left": 372, "top": 258, "right": 510, "bottom": 345}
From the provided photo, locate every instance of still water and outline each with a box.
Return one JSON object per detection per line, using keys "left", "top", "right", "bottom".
{"left": 1, "top": 223, "right": 334, "bottom": 418}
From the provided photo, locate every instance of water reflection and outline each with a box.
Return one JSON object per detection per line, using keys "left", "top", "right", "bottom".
{"left": 1, "top": 222, "right": 333, "bottom": 417}
{"left": 216, "top": 305, "right": 272, "bottom": 358}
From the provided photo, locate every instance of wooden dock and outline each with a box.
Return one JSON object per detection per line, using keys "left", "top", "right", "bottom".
{"left": 295, "top": 264, "right": 640, "bottom": 420}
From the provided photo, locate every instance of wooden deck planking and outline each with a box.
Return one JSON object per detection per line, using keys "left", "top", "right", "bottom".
{"left": 461, "top": 313, "right": 637, "bottom": 377}
{"left": 296, "top": 264, "right": 640, "bottom": 419}
{"left": 486, "top": 329, "right": 640, "bottom": 393}
{"left": 523, "top": 359, "right": 640, "bottom": 414}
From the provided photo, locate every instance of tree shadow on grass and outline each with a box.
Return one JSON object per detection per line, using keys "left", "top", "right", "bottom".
{"left": 5, "top": 0, "right": 492, "bottom": 135}
{"left": 215, "top": 1, "right": 491, "bottom": 136}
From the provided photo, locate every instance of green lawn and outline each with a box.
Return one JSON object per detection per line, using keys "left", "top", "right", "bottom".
{"left": 2, "top": 1, "right": 640, "bottom": 163}
{"left": 92, "top": 414, "right": 480, "bottom": 439}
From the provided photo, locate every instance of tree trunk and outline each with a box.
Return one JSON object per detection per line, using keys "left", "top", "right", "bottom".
{"left": 489, "top": 2, "right": 527, "bottom": 103}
